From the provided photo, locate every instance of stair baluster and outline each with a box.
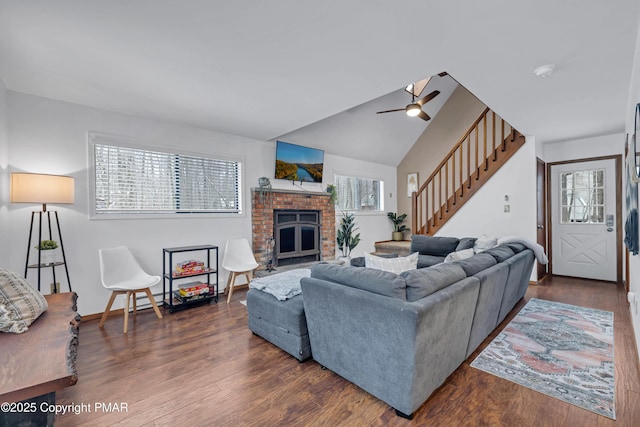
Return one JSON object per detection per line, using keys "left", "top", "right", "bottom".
{"left": 411, "top": 107, "right": 526, "bottom": 235}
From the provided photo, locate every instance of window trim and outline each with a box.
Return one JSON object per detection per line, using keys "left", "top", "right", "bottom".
{"left": 87, "top": 132, "right": 245, "bottom": 220}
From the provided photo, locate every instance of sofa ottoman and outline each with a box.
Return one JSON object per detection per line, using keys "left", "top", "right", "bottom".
{"left": 246, "top": 288, "right": 311, "bottom": 361}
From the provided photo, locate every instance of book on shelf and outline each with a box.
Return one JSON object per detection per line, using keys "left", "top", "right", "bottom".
{"left": 173, "top": 290, "right": 209, "bottom": 303}
{"left": 178, "top": 283, "right": 209, "bottom": 297}
{"left": 177, "top": 281, "right": 208, "bottom": 288}
{"left": 175, "top": 260, "right": 206, "bottom": 275}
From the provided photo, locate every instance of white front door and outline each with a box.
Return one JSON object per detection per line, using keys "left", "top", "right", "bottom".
{"left": 550, "top": 159, "right": 617, "bottom": 281}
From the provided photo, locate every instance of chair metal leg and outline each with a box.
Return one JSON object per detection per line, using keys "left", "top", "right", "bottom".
{"left": 145, "top": 288, "right": 163, "bottom": 319}
{"left": 99, "top": 291, "right": 118, "bottom": 328}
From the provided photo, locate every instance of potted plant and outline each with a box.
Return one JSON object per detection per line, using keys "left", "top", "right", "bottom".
{"left": 257, "top": 177, "right": 272, "bottom": 206}
{"left": 336, "top": 212, "right": 360, "bottom": 259}
{"left": 326, "top": 184, "right": 338, "bottom": 205}
{"left": 387, "top": 212, "right": 408, "bottom": 241}
{"left": 36, "top": 239, "right": 58, "bottom": 265}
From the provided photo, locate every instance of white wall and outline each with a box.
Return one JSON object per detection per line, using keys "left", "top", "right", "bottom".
{"left": 437, "top": 138, "right": 538, "bottom": 278}
{"left": 624, "top": 9, "right": 640, "bottom": 364}
{"left": 542, "top": 133, "right": 624, "bottom": 162}
{"left": 4, "top": 91, "right": 392, "bottom": 315}
{"left": 0, "top": 78, "right": 8, "bottom": 266}
{"left": 330, "top": 155, "right": 397, "bottom": 258}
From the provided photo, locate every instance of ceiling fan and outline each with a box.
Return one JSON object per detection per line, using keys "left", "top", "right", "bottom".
{"left": 376, "top": 89, "right": 440, "bottom": 121}
{"left": 376, "top": 72, "right": 447, "bottom": 121}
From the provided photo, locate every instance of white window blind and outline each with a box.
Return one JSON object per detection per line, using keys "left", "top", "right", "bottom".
{"left": 93, "top": 142, "right": 241, "bottom": 215}
{"left": 334, "top": 174, "right": 383, "bottom": 212}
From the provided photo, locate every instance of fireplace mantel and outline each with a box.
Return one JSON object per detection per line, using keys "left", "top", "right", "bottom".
{"left": 251, "top": 188, "right": 332, "bottom": 197}
{"left": 251, "top": 188, "right": 335, "bottom": 268}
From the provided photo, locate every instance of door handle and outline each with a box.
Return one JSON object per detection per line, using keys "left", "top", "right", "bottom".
{"left": 537, "top": 225, "right": 544, "bottom": 229}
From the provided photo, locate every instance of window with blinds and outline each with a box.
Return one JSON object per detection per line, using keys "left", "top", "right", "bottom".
{"left": 334, "top": 174, "right": 383, "bottom": 212}
{"left": 91, "top": 139, "right": 241, "bottom": 215}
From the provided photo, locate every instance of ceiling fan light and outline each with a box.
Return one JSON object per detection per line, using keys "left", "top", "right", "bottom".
{"left": 534, "top": 64, "right": 555, "bottom": 78}
{"left": 406, "top": 103, "right": 421, "bottom": 117}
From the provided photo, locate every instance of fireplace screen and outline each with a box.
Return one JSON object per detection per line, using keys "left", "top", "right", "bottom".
{"left": 274, "top": 210, "right": 320, "bottom": 266}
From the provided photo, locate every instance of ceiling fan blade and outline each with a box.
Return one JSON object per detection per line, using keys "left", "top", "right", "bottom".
{"left": 376, "top": 108, "right": 405, "bottom": 114}
{"left": 417, "top": 110, "right": 431, "bottom": 121}
{"left": 417, "top": 90, "right": 440, "bottom": 106}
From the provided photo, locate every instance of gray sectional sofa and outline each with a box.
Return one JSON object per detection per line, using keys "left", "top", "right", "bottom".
{"left": 300, "top": 241, "right": 535, "bottom": 418}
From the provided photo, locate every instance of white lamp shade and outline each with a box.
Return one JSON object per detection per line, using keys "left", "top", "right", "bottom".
{"left": 10, "top": 173, "right": 75, "bottom": 204}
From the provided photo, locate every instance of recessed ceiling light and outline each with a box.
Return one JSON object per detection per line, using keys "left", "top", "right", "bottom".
{"left": 534, "top": 64, "right": 555, "bottom": 78}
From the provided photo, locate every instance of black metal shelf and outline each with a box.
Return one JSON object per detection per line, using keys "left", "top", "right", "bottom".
{"left": 163, "top": 268, "right": 217, "bottom": 280}
{"left": 162, "top": 245, "right": 219, "bottom": 313}
{"left": 27, "top": 261, "right": 65, "bottom": 269}
{"left": 23, "top": 210, "right": 71, "bottom": 293}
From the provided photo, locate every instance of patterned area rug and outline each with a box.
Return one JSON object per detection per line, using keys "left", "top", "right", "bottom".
{"left": 471, "top": 298, "right": 615, "bottom": 419}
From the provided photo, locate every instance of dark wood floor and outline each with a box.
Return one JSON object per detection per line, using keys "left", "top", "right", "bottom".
{"left": 56, "top": 276, "right": 640, "bottom": 426}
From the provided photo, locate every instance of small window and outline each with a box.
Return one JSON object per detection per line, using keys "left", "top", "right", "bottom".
{"left": 90, "top": 134, "right": 242, "bottom": 216}
{"left": 560, "top": 169, "right": 604, "bottom": 224}
{"left": 334, "top": 174, "right": 384, "bottom": 212}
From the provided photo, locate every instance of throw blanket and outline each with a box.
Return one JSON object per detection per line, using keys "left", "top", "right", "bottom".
{"left": 249, "top": 268, "right": 311, "bottom": 301}
{"left": 498, "top": 236, "right": 549, "bottom": 264}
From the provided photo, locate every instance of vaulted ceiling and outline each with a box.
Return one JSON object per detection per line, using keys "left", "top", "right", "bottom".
{"left": 0, "top": 1, "right": 638, "bottom": 166}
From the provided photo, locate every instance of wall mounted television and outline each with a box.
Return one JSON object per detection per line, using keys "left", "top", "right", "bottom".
{"left": 274, "top": 141, "right": 324, "bottom": 183}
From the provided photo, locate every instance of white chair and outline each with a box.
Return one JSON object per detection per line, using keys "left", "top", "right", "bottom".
{"left": 222, "top": 238, "right": 259, "bottom": 304}
{"left": 98, "top": 246, "right": 163, "bottom": 333}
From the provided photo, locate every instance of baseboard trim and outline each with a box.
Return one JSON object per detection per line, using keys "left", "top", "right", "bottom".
{"left": 81, "top": 306, "right": 162, "bottom": 322}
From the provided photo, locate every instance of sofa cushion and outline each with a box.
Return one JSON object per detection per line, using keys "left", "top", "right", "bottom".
{"left": 365, "top": 252, "right": 418, "bottom": 274}
{"left": 454, "top": 253, "right": 497, "bottom": 276}
{"left": 484, "top": 245, "right": 516, "bottom": 262}
{"left": 417, "top": 254, "right": 446, "bottom": 269}
{"left": 351, "top": 253, "right": 398, "bottom": 268}
{"left": 350, "top": 256, "right": 366, "bottom": 267}
{"left": 310, "top": 263, "right": 407, "bottom": 300}
{"left": 411, "top": 235, "right": 460, "bottom": 257}
{"left": 0, "top": 269, "right": 48, "bottom": 334}
{"left": 444, "top": 248, "right": 475, "bottom": 262}
{"left": 455, "top": 237, "right": 477, "bottom": 252}
{"left": 402, "top": 263, "right": 467, "bottom": 302}
{"left": 247, "top": 290, "right": 308, "bottom": 335}
{"left": 474, "top": 236, "right": 498, "bottom": 253}
{"left": 504, "top": 242, "right": 527, "bottom": 253}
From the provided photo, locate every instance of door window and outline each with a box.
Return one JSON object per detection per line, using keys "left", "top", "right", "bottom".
{"left": 560, "top": 169, "right": 605, "bottom": 224}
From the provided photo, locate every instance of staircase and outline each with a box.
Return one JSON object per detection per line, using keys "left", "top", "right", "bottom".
{"left": 411, "top": 107, "right": 526, "bottom": 235}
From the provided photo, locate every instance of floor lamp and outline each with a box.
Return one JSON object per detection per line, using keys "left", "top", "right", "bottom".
{"left": 10, "top": 172, "right": 75, "bottom": 293}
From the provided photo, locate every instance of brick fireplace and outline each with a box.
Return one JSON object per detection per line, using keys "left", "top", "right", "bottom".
{"left": 251, "top": 189, "right": 335, "bottom": 268}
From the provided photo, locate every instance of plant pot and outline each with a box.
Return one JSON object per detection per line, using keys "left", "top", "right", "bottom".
{"left": 392, "top": 231, "right": 404, "bottom": 241}
{"left": 337, "top": 256, "right": 351, "bottom": 265}
{"left": 40, "top": 249, "right": 56, "bottom": 265}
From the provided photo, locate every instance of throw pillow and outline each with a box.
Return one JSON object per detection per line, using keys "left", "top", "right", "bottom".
{"left": 444, "top": 248, "right": 475, "bottom": 262}
{"left": 474, "top": 235, "right": 498, "bottom": 253}
{"left": 365, "top": 252, "right": 418, "bottom": 274}
{"left": 0, "top": 268, "right": 48, "bottom": 333}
